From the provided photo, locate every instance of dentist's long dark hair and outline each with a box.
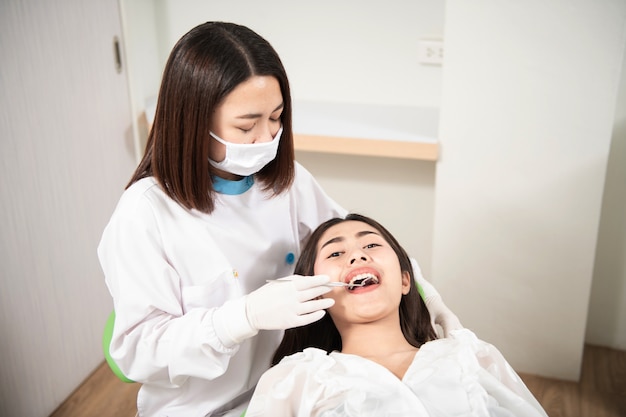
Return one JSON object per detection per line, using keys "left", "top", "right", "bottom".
{"left": 271, "top": 213, "right": 437, "bottom": 366}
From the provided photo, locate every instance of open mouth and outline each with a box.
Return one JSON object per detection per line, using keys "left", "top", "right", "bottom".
{"left": 347, "top": 273, "right": 380, "bottom": 291}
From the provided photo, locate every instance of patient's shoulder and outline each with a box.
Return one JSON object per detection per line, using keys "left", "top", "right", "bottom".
{"left": 277, "top": 347, "right": 330, "bottom": 366}
{"left": 259, "top": 348, "right": 330, "bottom": 387}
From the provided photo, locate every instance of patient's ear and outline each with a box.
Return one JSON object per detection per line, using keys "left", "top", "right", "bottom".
{"left": 401, "top": 271, "right": 411, "bottom": 295}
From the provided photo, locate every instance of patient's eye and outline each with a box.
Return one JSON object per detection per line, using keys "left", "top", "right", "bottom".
{"left": 365, "top": 243, "right": 381, "bottom": 249}
{"left": 328, "top": 251, "right": 343, "bottom": 258}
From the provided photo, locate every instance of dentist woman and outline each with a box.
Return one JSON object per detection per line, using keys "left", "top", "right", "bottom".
{"left": 98, "top": 21, "right": 462, "bottom": 417}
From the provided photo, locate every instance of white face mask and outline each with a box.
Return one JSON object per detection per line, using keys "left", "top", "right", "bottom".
{"left": 209, "top": 126, "right": 283, "bottom": 176}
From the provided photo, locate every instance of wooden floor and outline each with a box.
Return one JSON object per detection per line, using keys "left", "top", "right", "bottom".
{"left": 518, "top": 344, "right": 626, "bottom": 417}
{"left": 50, "top": 344, "right": 626, "bottom": 417}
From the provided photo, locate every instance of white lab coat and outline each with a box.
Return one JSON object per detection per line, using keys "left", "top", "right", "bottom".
{"left": 98, "top": 162, "right": 440, "bottom": 416}
{"left": 246, "top": 329, "right": 548, "bottom": 417}
{"left": 98, "top": 163, "right": 345, "bottom": 416}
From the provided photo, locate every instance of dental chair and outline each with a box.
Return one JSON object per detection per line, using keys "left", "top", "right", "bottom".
{"left": 102, "top": 310, "right": 134, "bottom": 383}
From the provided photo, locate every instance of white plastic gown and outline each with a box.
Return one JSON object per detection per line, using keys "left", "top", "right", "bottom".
{"left": 247, "top": 329, "right": 548, "bottom": 417}
{"left": 98, "top": 162, "right": 442, "bottom": 416}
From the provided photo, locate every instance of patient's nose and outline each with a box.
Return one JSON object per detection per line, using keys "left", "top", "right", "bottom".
{"left": 350, "top": 255, "right": 368, "bottom": 265}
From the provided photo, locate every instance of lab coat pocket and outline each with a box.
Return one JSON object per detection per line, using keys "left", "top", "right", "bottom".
{"left": 181, "top": 269, "right": 242, "bottom": 312}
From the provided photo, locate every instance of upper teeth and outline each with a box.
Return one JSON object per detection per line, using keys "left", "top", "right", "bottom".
{"left": 348, "top": 273, "right": 379, "bottom": 286}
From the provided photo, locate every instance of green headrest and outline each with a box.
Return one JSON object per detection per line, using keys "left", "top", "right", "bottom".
{"left": 102, "top": 310, "right": 134, "bottom": 383}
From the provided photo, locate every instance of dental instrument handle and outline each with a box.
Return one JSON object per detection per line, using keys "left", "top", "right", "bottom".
{"left": 265, "top": 279, "right": 360, "bottom": 287}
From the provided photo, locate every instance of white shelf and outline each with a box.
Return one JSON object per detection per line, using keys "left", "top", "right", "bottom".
{"left": 292, "top": 100, "right": 439, "bottom": 161}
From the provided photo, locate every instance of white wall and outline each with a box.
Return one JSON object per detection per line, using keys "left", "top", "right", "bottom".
{"left": 0, "top": 0, "right": 137, "bottom": 415}
{"left": 432, "top": 0, "right": 626, "bottom": 380}
{"left": 586, "top": 46, "right": 626, "bottom": 350}
{"left": 152, "top": 0, "right": 445, "bottom": 107}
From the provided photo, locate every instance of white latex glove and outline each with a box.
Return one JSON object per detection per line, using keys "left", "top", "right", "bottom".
{"left": 425, "top": 295, "right": 463, "bottom": 338}
{"left": 246, "top": 274, "right": 335, "bottom": 331}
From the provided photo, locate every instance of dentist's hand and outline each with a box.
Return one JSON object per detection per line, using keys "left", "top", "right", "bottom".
{"left": 426, "top": 295, "right": 463, "bottom": 337}
{"left": 246, "top": 274, "right": 335, "bottom": 330}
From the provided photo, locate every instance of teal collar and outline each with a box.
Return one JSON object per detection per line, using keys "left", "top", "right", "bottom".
{"left": 212, "top": 175, "right": 254, "bottom": 195}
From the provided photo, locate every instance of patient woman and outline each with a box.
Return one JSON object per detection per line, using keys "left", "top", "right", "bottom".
{"left": 246, "top": 214, "right": 548, "bottom": 417}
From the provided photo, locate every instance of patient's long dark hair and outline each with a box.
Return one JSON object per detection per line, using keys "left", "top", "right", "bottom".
{"left": 271, "top": 213, "right": 437, "bottom": 366}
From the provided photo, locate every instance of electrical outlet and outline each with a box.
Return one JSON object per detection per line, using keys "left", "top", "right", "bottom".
{"left": 418, "top": 39, "right": 444, "bottom": 65}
